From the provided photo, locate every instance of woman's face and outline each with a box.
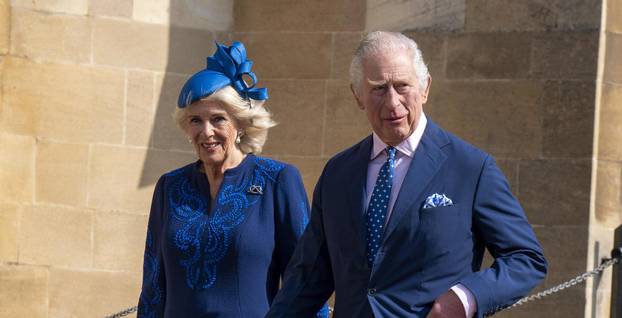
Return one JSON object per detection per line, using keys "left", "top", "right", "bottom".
{"left": 184, "top": 101, "right": 242, "bottom": 167}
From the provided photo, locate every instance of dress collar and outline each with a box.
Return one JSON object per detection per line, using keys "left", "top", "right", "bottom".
{"left": 194, "top": 153, "right": 254, "bottom": 177}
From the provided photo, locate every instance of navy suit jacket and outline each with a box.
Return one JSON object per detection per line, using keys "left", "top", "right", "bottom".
{"left": 267, "top": 120, "right": 547, "bottom": 318}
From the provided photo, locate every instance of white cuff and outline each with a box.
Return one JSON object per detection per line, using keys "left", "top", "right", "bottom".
{"left": 450, "top": 284, "right": 477, "bottom": 318}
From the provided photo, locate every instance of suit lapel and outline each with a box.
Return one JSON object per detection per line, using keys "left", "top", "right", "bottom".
{"left": 345, "top": 136, "right": 373, "bottom": 252}
{"left": 381, "top": 121, "right": 449, "bottom": 245}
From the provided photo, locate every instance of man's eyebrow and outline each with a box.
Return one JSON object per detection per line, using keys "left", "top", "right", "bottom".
{"left": 367, "top": 79, "right": 388, "bottom": 86}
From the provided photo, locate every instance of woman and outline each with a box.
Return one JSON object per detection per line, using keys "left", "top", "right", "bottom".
{"left": 137, "top": 42, "right": 328, "bottom": 317}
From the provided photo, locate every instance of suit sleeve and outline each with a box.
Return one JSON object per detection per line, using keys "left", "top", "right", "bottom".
{"left": 267, "top": 166, "right": 335, "bottom": 317}
{"left": 459, "top": 156, "right": 547, "bottom": 318}
{"left": 137, "top": 176, "right": 167, "bottom": 318}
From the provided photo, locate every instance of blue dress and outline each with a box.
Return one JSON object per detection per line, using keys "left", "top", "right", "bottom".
{"left": 137, "top": 155, "right": 329, "bottom": 318}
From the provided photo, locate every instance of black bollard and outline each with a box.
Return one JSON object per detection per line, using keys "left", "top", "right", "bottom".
{"left": 612, "top": 225, "right": 622, "bottom": 318}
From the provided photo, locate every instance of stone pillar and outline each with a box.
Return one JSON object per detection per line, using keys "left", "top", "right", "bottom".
{"left": 588, "top": 0, "right": 622, "bottom": 316}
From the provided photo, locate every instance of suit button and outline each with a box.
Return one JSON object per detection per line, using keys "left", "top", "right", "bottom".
{"left": 368, "top": 288, "right": 377, "bottom": 295}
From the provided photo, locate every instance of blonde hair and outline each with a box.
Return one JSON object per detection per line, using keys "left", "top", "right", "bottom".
{"left": 174, "top": 86, "right": 277, "bottom": 154}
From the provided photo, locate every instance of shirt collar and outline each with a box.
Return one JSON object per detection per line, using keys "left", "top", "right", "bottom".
{"left": 370, "top": 113, "right": 427, "bottom": 160}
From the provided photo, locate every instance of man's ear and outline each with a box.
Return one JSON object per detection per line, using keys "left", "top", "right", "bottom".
{"left": 421, "top": 75, "right": 432, "bottom": 104}
{"left": 350, "top": 84, "right": 364, "bottom": 110}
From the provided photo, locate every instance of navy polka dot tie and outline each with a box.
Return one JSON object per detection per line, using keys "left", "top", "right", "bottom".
{"left": 365, "top": 146, "right": 396, "bottom": 268}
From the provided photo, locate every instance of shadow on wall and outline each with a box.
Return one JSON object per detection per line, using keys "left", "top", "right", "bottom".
{"left": 138, "top": 0, "right": 233, "bottom": 187}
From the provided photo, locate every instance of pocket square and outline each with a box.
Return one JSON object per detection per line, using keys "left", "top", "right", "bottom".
{"left": 423, "top": 193, "right": 453, "bottom": 209}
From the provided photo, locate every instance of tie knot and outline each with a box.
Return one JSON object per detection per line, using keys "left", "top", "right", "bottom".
{"left": 386, "top": 147, "right": 396, "bottom": 161}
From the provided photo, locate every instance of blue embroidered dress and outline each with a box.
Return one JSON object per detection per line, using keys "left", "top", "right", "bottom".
{"left": 138, "top": 155, "right": 329, "bottom": 318}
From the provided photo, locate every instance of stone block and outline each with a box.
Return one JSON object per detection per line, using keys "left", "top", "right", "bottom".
{"left": 604, "top": 32, "right": 622, "bottom": 84}
{"left": 466, "top": 0, "right": 601, "bottom": 32}
{"left": 0, "top": 57, "right": 3, "bottom": 111}
{"left": 278, "top": 157, "right": 328, "bottom": 200}
{"left": 234, "top": 32, "right": 332, "bottom": 79}
{"left": 139, "top": 148, "right": 198, "bottom": 188}
{"left": 126, "top": 71, "right": 155, "bottom": 147}
{"left": 93, "top": 18, "right": 168, "bottom": 71}
{"left": 0, "top": 0, "right": 8, "bottom": 55}
{"left": 167, "top": 27, "right": 216, "bottom": 74}
{"left": 12, "top": 0, "right": 87, "bottom": 15}
{"left": 466, "top": 0, "right": 556, "bottom": 32}
{"left": 20, "top": 205, "right": 92, "bottom": 267}
{"left": 541, "top": 81, "right": 595, "bottom": 158}
{"left": 426, "top": 80, "right": 543, "bottom": 159}
{"left": 11, "top": 8, "right": 91, "bottom": 63}
{"left": 152, "top": 73, "right": 194, "bottom": 151}
{"left": 331, "top": 32, "right": 364, "bottom": 80}
{"left": 0, "top": 265, "right": 49, "bottom": 318}
{"left": 555, "top": 0, "right": 602, "bottom": 31}
{"left": 594, "top": 161, "right": 622, "bottom": 227}
{"left": 88, "top": 145, "right": 195, "bottom": 213}
{"left": 0, "top": 203, "right": 19, "bottom": 262}
{"left": 261, "top": 80, "right": 325, "bottom": 156}
{"left": 49, "top": 268, "right": 141, "bottom": 318}
{"left": 599, "top": 83, "right": 622, "bottom": 160}
{"left": 403, "top": 31, "right": 447, "bottom": 80}
{"left": 534, "top": 226, "right": 588, "bottom": 286}
{"left": 446, "top": 32, "right": 531, "bottom": 79}
{"left": 89, "top": 0, "right": 132, "bottom": 18}
{"left": 235, "top": 0, "right": 364, "bottom": 32}
{"left": 94, "top": 211, "right": 148, "bottom": 272}
{"left": 607, "top": 0, "right": 622, "bottom": 33}
{"left": 169, "top": 0, "right": 233, "bottom": 31}
{"left": 518, "top": 160, "right": 591, "bottom": 226}
{"left": 35, "top": 140, "right": 89, "bottom": 206}
{"left": 324, "top": 80, "right": 370, "bottom": 156}
{"left": 132, "top": 0, "right": 167, "bottom": 25}
{"left": 366, "top": 0, "right": 465, "bottom": 31}
{"left": 0, "top": 55, "right": 3, "bottom": 101}
{"left": 1, "top": 57, "right": 124, "bottom": 143}
{"left": 0, "top": 132, "right": 34, "bottom": 203}
{"left": 531, "top": 31, "right": 599, "bottom": 79}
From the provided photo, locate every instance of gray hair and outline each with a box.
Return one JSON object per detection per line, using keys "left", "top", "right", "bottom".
{"left": 174, "top": 86, "right": 277, "bottom": 154}
{"left": 349, "top": 31, "right": 429, "bottom": 96}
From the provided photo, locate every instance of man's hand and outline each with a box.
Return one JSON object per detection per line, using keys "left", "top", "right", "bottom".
{"left": 426, "top": 290, "right": 466, "bottom": 318}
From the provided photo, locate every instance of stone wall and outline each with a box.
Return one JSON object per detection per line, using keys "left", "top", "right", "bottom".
{"left": 0, "top": 0, "right": 617, "bottom": 317}
{"left": 0, "top": 0, "right": 219, "bottom": 316}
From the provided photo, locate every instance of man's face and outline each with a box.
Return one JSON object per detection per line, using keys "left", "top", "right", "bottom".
{"left": 353, "top": 51, "right": 431, "bottom": 146}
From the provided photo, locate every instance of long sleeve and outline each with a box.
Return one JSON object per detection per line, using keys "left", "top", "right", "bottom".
{"left": 271, "top": 164, "right": 330, "bottom": 318}
{"left": 267, "top": 166, "right": 335, "bottom": 317}
{"left": 273, "top": 165, "right": 312, "bottom": 273}
{"left": 459, "top": 156, "right": 548, "bottom": 317}
{"left": 138, "top": 176, "right": 167, "bottom": 318}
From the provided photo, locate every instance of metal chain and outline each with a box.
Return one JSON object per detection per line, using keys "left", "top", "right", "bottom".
{"left": 104, "top": 306, "right": 136, "bottom": 318}
{"left": 509, "top": 257, "right": 619, "bottom": 309}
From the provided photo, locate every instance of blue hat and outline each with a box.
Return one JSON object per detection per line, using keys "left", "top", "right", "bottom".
{"left": 177, "top": 41, "right": 268, "bottom": 108}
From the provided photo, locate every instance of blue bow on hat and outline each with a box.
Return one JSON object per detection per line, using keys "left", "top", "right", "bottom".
{"left": 177, "top": 41, "right": 268, "bottom": 108}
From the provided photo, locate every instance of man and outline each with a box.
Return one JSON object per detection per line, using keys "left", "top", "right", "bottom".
{"left": 267, "top": 31, "right": 547, "bottom": 318}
